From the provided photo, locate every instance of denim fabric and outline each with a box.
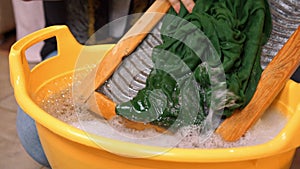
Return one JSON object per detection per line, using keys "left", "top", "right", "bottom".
{"left": 16, "top": 107, "right": 51, "bottom": 167}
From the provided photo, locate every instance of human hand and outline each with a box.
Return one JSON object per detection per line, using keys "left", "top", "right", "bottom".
{"left": 168, "top": 0, "right": 195, "bottom": 13}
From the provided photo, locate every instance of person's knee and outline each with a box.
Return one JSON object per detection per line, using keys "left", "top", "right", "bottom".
{"left": 16, "top": 107, "right": 50, "bottom": 167}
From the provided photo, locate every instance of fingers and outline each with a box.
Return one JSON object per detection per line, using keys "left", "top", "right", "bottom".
{"left": 168, "top": 0, "right": 195, "bottom": 13}
{"left": 181, "top": 0, "right": 195, "bottom": 13}
{"left": 168, "top": 0, "right": 181, "bottom": 13}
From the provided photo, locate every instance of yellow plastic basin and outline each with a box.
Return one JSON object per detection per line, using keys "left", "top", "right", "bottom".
{"left": 9, "top": 26, "right": 300, "bottom": 169}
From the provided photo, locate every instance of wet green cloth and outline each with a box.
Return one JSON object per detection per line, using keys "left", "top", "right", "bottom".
{"left": 116, "top": 0, "right": 272, "bottom": 130}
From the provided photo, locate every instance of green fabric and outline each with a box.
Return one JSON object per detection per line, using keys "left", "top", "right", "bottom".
{"left": 116, "top": 0, "right": 272, "bottom": 130}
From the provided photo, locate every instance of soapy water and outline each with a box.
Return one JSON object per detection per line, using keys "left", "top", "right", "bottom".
{"left": 36, "top": 76, "right": 287, "bottom": 149}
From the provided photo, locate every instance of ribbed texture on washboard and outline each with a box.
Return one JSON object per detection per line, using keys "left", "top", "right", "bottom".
{"left": 97, "top": 22, "right": 163, "bottom": 103}
{"left": 261, "top": 0, "right": 300, "bottom": 68}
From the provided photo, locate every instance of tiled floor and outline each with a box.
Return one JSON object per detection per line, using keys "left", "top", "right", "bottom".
{"left": 0, "top": 33, "right": 47, "bottom": 169}
{"left": 0, "top": 32, "right": 299, "bottom": 169}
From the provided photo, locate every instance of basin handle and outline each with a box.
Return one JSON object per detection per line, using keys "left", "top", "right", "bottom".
{"left": 9, "top": 25, "right": 80, "bottom": 88}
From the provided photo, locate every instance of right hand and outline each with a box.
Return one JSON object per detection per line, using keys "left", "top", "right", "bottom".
{"left": 168, "top": 0, "right": 195, "bottom": 13}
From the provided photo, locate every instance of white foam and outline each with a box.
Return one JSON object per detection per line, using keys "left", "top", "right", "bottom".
{"left": 69, "top": 107, "right": 286, "bottom": 148}
{"left": 38, "top": 80, "right": 287, "bottom": 149}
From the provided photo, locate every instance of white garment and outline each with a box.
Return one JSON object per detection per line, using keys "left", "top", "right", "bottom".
{"left": 12, "top": 0, "right": 45, "bottom": 63}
